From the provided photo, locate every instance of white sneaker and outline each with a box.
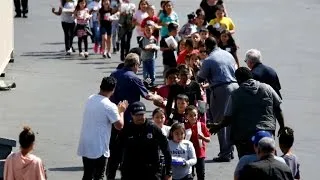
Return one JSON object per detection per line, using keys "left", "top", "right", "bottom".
{"left": 107, "top": 52, "right": 111, "bottom": 58}
{"left": 79, "top": 52, "right": 84, "bottom": 57}
{"left": 84, "top": 52, "right": 89, "bottom": 58}
{"left": 66, "top": 49, "right": 72, "bottom": 55}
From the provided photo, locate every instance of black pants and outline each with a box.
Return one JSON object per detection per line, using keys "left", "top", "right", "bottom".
{"left": 173, "top": 174, "right": 194, "bottom": 180}
{"left": 62, "top": 22, "right": 75, "bottom": 52}
{"left": 14, "top": 0, "right": 28, "bottom": 15}
{"left": 82, "top": 156, "right": 107, "bottom": 180}
{"left": 78, "top": 36, "right": 88, "bottom": 53}
{"left": 106, "top": 126, "right": 121, "bottom": 179}
{"left": 120, "top": 30, "right": 133, "bottom": 61}
{"left": 121, "top": 172, "right": 162, "bottom": 180}
{"left": 192, "top": 158, "right": 205, "bottom": 180}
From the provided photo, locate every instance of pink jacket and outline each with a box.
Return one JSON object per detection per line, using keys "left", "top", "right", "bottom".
{"left": 4, "top": 152, "right": 46, "bottom": 180}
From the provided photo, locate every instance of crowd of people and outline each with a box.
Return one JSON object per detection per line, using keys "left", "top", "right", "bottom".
{"left": 4, "top": 0, "right": 301, "bottom": 180}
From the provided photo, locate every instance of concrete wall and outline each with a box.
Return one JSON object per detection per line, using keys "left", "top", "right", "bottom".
{"left": 0, "top": 1, "right": 13, "bottom": 74}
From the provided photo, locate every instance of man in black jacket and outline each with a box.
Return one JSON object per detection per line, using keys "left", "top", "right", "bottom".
{"left": 244, "top": 49, "right": 282, "bottom": 99}
{"left": 239, "top": 137, "right": 294, "bottom": 180}
{"left": 116, "top": 101, "right": 172, "bottom": 180}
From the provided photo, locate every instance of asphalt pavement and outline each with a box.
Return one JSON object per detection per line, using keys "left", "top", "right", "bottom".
{"left": 1, "top": 0, "right": 320, "bottom": 179}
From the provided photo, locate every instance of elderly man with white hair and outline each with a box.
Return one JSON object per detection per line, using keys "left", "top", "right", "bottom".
{"left": 244, "top": 49, "right": 282, "bottom": 99}
{"left": 238, "top": 137, "right": 294, "bottom": 180}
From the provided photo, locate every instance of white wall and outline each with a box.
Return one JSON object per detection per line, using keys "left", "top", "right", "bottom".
{"left": 0, "top": 1, "right": 13, "bottom": 74}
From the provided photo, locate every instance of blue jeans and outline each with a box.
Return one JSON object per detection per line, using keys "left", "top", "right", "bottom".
{"left": 142, "top": 59, "right": 155, "bottom": 84}
{"left": 111, "top": 20, "right": 119, "bottom": 49}
{"left": 92, "top": 21, "right": 101, "bottom": 45}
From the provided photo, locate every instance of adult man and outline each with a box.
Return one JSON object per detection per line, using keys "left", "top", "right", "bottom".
{"left": 244, "top": 49, "right": 282, "bottom": 99}
{"left": 234, "top": 131, "right": 286, "bottom": 180}
{"left": 116, "top": 101, "right": 172, "bottom": 180}
{"left": 238, "top": 137, "right": 294, "bottom": 180}
{"left": 198, "top": 36, "right": 238, "bottom": 162}
{"left": 14, "top": 0, "right": 28, "bottom": 18}
{"left": 210, "top": 67, "right": 285, "bottom": 158}
{"left": 77, "top": 76, "right": 128, "bottom": 180}
{"left": 107, "top": 53, "right": 161, "bottom": 180}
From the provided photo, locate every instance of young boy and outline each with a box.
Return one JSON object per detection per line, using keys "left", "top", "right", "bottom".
{"left": 199, "top": 28, "right": 209, "bottom": 43}
{"left": 176, "top": 38, "right": 198, "bottom": 65}
{"left": 139, "top": 24, "right": 158, "bottom": 86}
{"left": 209, "top": 5, "right": 235, "bottom": 34}
{"left": 184, "top": 105, "right": 211, "bottom": 180}
{"left": 141, "top": 5, "right": 161, "bottom": 41}
{"left": 167, "top": 94, "right": 189, "bottom": 125}
{"left": 160, "top": 23, "right": 179, "bottom": 77}
{"left": 279, "top": 127, "right": 301, "bottom": 180}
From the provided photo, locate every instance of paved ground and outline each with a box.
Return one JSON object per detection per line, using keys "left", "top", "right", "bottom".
{"left": 1, "top": 0, "right": 320, "bottom": 179}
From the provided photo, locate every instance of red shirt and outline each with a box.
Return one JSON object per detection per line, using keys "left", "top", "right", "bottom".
{"left": 141, "top": 16, "right": 160, "bottom": 40}
{"left": 177, "top": 49, "right": 199, "bottom": 65}
{"left": 156, "top": 85, "right": 170, "bottom": 99}
{"left": 185, "top": 121, "right": 211, "bottom": 158}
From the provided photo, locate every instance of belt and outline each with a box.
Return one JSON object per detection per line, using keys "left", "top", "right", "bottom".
{"left": 210, "top": 81, "right": 237, "bottom": 91}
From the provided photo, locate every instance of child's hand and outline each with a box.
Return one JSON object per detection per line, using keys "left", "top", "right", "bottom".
{"left": 198, "top": 133, "right": 206, "bottom": 140}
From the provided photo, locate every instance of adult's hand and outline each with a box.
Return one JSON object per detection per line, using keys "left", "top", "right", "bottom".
{"left": 118, "top": 100, "right": 128, "bottom": 113}
{"left": 208, "top": 123, "right": 221, "bottom": 135}
{"left": 164, "top": 175, "right": 172, "bottom": 180}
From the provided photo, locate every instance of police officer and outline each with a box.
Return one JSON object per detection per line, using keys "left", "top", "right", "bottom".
{"left": 116, "top": 101, "right": 172, "bottom": 180}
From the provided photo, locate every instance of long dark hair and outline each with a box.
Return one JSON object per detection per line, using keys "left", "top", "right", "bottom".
{"left": 138, "top": 0, "right": 149, "bottom": 10}
{"left": 218, "top": 30, "right": 236, "bottom": 47}
{"left": 19, "top": 126, "right": 35, "bottom": 149}
{"left": 75, "top": 0, "right": 87, "bottom": 11}
{"left": 162, "top": 0, "right": 172, "bottom": 16}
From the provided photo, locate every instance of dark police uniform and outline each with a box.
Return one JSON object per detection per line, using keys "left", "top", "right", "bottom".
{"left": 115, "top": 102, "right": 172, "bottom": 180}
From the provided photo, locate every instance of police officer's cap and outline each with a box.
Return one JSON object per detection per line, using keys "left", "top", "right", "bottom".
{"left": 129, "top": 101, "right": 146, "bottom": 115}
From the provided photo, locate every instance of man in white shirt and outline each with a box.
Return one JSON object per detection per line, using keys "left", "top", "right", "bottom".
{"left": 77, "top": 76, "right": 128, "bottom": 180}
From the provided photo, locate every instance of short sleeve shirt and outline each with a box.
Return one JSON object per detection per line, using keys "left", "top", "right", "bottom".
{"left": 77, "top": 94, "right": 120, "bottom": 159}
{"left": 159, "top": 11, "right": 179, "bottom": 37}
{"left": 134, "top": 10, "right": 149, "bottom": 36}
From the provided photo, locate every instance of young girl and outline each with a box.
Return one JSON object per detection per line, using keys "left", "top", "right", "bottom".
{"left": 98, "top": 0, "right": 113, "bottom": 58}
{"left": 133, "top": 0, "right": 149, "bottom": 44}
{"left": 168, "top": 123, "right": 197, "bottom": 180}
{"left": 4, "top": 127, "right": 47, "bottom": 180}
{"left": 153, "top": 108, "right": 171, "bottom": 137}
{"left": 184, "top": 106, "right": 211, "bottom": 180}
{"left": 88, "top": 0, "right": 101, "bottom": 54}
{"left": 159, "top": 1, "right": 179, "bottom": 38}
{"left": 209, "top": 5, "right": 235, "bottom": 34}
{"left": 74, "top": 0, "right": 92, "bottom": 58}
{"left": 179, "top": 12, "right": 197, "bottom": 39}
{"left": 52, "top": 0, "right": 76, "bottom": 55}
{"left": 195, "top": 9, "right": 207, "bottom": 31}
{"left": 110, "top": 0, "right": 121, "bottom": 54}
{"left": 218, "top": 30, "right": 239, "bottom": 67}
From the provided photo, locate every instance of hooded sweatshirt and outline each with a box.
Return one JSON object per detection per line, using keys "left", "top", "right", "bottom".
{"left": 230, "top": 79, "right": 281, "bottom": 142}
{"left": 4, "top": 152, "right": 46, "bottom": 180}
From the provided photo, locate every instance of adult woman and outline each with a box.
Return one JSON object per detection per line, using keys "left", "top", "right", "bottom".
{"left": 4, "top": 127, "right": 46, "bottom": 180}
{"left": 52, "top": 0, "right": 76, "bottom": 55}
{"left": 199, "top": 0, "right": 227, "bottom": 23}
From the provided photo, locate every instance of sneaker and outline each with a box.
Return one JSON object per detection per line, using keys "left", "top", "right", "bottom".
{"left": 84, "top": 52, "right": 89, "bottom": 58}
{"left": 22, "top": 14, "right": 28, "bottom": 18}
{"left": 107, "top": 52, "right": 111, "bottom": 58}
{"left": 79, "top": 52, "right": 84, "bottom": 57}
{"left": 93, "top": 43, "right": 99, "bottom": 53}
{"left": 102, "top": 52, "right": 107, "bottom": 58}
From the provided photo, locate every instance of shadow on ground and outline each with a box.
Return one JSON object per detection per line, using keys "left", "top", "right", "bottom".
{"left": 48, "top": 166, "right": 83, "bottom": 172}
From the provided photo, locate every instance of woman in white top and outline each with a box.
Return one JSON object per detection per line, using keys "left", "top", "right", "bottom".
{"left": 132, "top": 0, "right": 149, "bottom": 44}
{"left": 52, "top": 0, "right": 76, "bottom": 55}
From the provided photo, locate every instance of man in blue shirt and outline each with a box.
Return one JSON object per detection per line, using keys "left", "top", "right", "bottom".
{"left": 244, "top": 49, "right": 282, "bottom": 99}
{"left": 198, "top": 37, "right": 238, "bottom": 162}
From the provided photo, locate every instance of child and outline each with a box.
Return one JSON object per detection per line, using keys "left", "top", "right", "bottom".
{"left": 184, "top": 106, "right": 210, "bottom": 180}
{"left": 179, "top": 12, "right": 197, "bottom": 39}
{"left": 168, "top": 123, "right": 197, "bottom": 180}
{"left": 209, "top": 5, "right": 235, "bottom": 34}
{"left": 167, "top": 94, "right": 189, "bottom": 126}
{"left": 279, "top": 127, "right": 301, "bottom": 180}
{"left": 98, "top": 0, "right": 113, "bottom": 58}
{"left": 195, "top": 9, "right": 207, "bottom": 31}
{"left": 74, "top": 0, "right": 92, "bottom": 58}
{"left": 177, "top": 38, "right": 198, "bottom": 65}
{"left": 133, "top": 0, "right": 149, "bottom": 44}
{"left": 159, "top": 0, "right": 179, "bottom": 38}
{"left": 110, "top": 0, "right": 121, "bottom": 54}
{"left": 188, "top": 52, "right": 201, "bottom": 78}
{"left": 52, "top": 0, "right": 76, "bottom": 55}
{"left": 178, "top": 38, "right": 187, "bottom": 54}
{"left": 4, "top": 127, "right": 47, "bottom": 180}
{"left": 141, "top": 5, "right": 161, "bottom": 42}
{"left": 139, "top": 24, "right": 158, "bottom": 86}
{"left": 218, "top": 30, "right": 239, "bottom": 67}
{"left": 153, "top": 108, "right": 171, "bottom": 137}
{"left": 88, "top": 0, "right": 101, "bottom": 54}
{"left": 191, "top": 32, "right": 201, "bottom": 49}
{"left": 156, "top": 68, "right": 178, "bottom": 104}
{"left": 118, "top": 0, "right": 136, "bottom": 61}
{"left": 160, "top": 22, "right": 179, "bottom": 77}
{"left": 199, "top": 28, "right": 209, "bottom": 43}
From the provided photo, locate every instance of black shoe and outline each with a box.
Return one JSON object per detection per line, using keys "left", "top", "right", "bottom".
{"left": 71, "top": 47, "right": 76, "bottom": 52}
{"left": 22, "top": 14, "right": 27, "bottom": 18}
{"left": 15, "top": 14, "right": 21, "bottom": 18}
{"left": 116, "top": 42, "right": 120, "bottom": 51}
{"left": 212, "top": 156, "right": 231, "bottom": 162}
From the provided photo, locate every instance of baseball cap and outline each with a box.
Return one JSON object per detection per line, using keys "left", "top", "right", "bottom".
{"left": 251, "top": 131, "right": 272, "bottom": 145}
{"left": 129, "top": 102, "right": 146, "bottom": 115}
